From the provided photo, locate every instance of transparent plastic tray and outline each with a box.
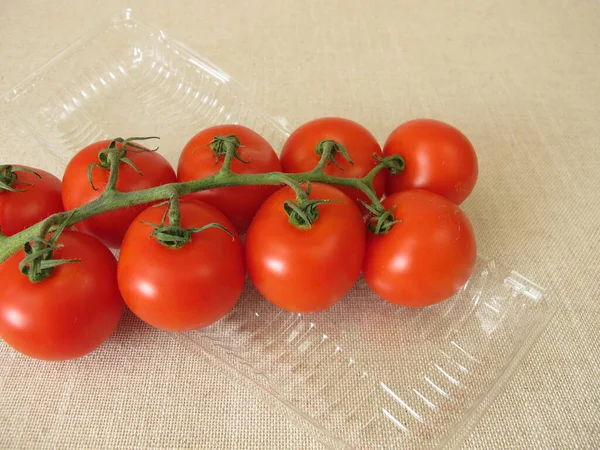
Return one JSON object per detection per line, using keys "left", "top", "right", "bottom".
{"left": 3, "top": 10, "right": 554, "bottom": 449}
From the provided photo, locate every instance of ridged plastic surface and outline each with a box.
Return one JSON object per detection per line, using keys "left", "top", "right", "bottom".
{"left": 3, "top": 10, "right": 553, "bottom": 449}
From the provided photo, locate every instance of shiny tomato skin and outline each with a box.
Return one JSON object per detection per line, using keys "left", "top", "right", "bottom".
{"left": 384, "top": 119, "right": 478, "bottom": 204}
{"left": 177, "top": 125, "right": 282, "bottom": 234}
{"left": 62, "top": 140, "right": 176, "bottom": 248}
{"left": 363, "top": 190, "right": 476, "bottom": 307}
{"left": 280, "top": 117, "right": 384, "bottom": 206}
{"left": 245, "top": 183, "right": 366, "bottom": 313}
{"left": 0, "top": 230, "right": 124, "bottom": 360}
{"left": 0, "top": 166, "right": 63, "bottom": 236}
{"left": 117, "top": 200, "right": 245, "bottom": 332}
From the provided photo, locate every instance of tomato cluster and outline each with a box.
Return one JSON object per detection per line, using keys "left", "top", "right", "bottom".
{"left": 0, "top": 118, "right": 478, "bottom": 360}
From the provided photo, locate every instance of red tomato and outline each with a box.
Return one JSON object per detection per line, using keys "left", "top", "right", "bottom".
{"left": 245, "top": 183, "right": 366, "bottom": 313}
{"left": 62, "top": 140, "right": 176, "bottom": 248}
{"left": 363, "top": 190, "right": 476, "bottom": 307}
{"left": 0, "top": 165, "right": 63, "bottom": 236}
{"left": 280, "top": 117, "right": 385, "bottom": 207}
{"left": 177, "top": 125, "right": 282, "bottom": 234}
{"left": 118, "top": 200, "right": 245, "bottom": 331}
{"left": 0, "top": 230, "right": 124, "bottom": 360}
{"left": 384, "top": 119, "right": 478, "bottom": 204}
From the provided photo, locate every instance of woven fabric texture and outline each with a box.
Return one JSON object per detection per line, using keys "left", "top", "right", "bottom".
{"left": 1, "top": 0, "right": 599, "bottom": 448}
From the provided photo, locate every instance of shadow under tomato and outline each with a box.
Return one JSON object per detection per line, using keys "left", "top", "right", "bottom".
{"left": 107, "top": 307, "right": 162, "bottom": 348}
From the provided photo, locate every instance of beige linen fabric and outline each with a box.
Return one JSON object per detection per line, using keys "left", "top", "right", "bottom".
{"left": 1, "top": 0, "right": 599, "bottom": 448}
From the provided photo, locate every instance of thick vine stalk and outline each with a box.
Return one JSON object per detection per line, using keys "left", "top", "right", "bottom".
{"left": 0, "top": 139, "right": 404, "bottom": 263}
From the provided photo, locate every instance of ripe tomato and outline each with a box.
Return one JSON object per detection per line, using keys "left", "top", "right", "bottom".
{"left": 280, "top": 117, "right": 385, "bottom": 207}
{"left": 0, "top": 230, "right": 124, "bottom": 360}
{"left": 0, "top": 165, "right": 63, "bottom": 236}
{"left": 177, "top": 125, "right": 282, "bottom": 234}
{"left": 363, "top": 190, "right": 476, "bottom": 307}
{"left": 245, "top": 183, "right": 366, "bottom": 313}
{"left": 383, "top": 119, "right": 478, "bottom": 204}
{"left": 118, "top": 200, "right": 245, "bottom": 331}
{"left": 62, "top": 140, "right": 176, "bottom": 248}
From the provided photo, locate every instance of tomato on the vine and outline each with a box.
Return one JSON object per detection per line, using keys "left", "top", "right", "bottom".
{"left": 62, "top": 139, "right": 176, "bottom": 248}
{"left": 383, "top": 119, "right": 478, "bottom": 204}
{"left": 280, "top": 117, "right": 385, "bottom": 207}
{"left": 363, "top": 190, "right": 477, "bottom": 307}
{"left": 245, "top": 182, "right": 366, "bottom": 313}
{"left": 118, "top": 199, "right": 245, "bottom": 331}
{"left": 0, "top": 165, "right": 63, "bottom": 236}
{"left": 0, "top": 230, "right": 124, "bottom": 360}
{"left": 177, "top": 125, "right": 282, "bottom": 234}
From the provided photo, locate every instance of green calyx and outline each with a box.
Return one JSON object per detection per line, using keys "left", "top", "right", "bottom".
{"left": 361, "top": 200, "right": 401, "bottom": 235}
{"left": 0, "top": 165, "right": 40, "bottom": 193}
{"left": 283, "top": 182, "right": 338, "bottom": 229}
{"left": 143, "top": 193, "right": 234, "bottom": 249}
{"left": 315, "top": 140, "right": 354, "bottom": 170}
{"left": 18, "top": 216, "right": 80, "bottom": 283}
{"left": 377, "top": 154, "right": 405, "bottom": 174}
{"left": 200, "top": 134, "right": 249, "bottom": 164}
{"left": 144, "top": 221, "right": 234, "bottom": 248}
{"left": 284, "top": 199, "right": 331, "bottom": 229}
{"left": 87, "top": 136, "right": 159, "bottom": 190}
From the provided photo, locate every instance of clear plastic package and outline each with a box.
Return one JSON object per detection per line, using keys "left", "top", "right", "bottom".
{"left": 3, "top": 10, "right": 554, "bottom": 448}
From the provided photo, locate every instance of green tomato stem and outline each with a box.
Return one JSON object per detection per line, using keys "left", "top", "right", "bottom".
{"left": 104, "top": 151, "right": 122, "bottom": 192}
{"left": 166, "top": 189, "right": 182, "bottom": 228}
{"left": 217, "top": 135, "right": 241, "bottom": 172}
{"left": 0, "top": 141, "right": 404, "bottom": 263}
